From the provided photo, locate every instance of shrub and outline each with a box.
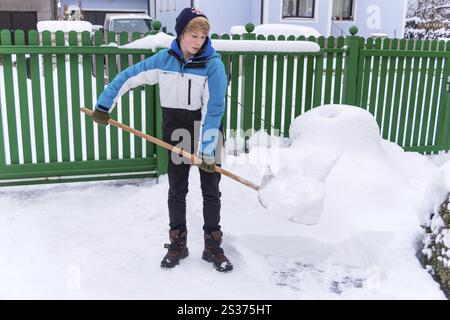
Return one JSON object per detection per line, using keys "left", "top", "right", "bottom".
{"left": 422, "top": 194, "right": 450, "bottom": 298}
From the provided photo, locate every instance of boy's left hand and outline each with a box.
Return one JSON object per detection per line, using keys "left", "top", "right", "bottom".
{"left": 198, "top": 153, "right": 216, "bottom": 173}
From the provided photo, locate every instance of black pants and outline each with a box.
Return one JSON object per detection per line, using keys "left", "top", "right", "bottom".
{"left": 162, "top": 108, "right": 223, "bottom": 234}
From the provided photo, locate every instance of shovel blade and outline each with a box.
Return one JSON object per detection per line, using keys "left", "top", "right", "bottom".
{"left": 257, "top": 165, "right": 275, "bottom": 209}
{"left": 259, "top": 165, "right": 275, "bottom": 191}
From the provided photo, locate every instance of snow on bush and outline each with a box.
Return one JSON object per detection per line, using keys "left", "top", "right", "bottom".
{"left": 422, "top": 194, "right": 450, "bottom": 297}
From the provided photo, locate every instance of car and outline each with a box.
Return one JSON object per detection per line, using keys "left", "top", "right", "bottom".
{"left": 103, "top": 13, "right": 153, "bottom": 34}
{"left": 91, "top": 13, "right": 155, "bottom": 80}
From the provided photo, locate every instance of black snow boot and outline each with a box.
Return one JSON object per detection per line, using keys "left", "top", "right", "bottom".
{"left": 161, "top": 229, "right": 189, "bottom": 269}
{"left": 202, "top": 230, "right": 233, "bottom": 272}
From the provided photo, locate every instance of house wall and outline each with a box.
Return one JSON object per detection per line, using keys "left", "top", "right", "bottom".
{"left": 60, "top": 0, "right": 148, "bottom": 12}
{"left": 266, "top": 0, "right": 331, "bottom": 36}
{"left": 150, "top": 0, "right": 253, "bottom": 35}
{"left": 0, "top": 0, "right": 54, "bottom": 21}
{"left": 331, "top": 0, "right": 407, "bottom": 38}
{"left": 3, "top": 0, "right": 407, "bottom": 37}
{"left": 199, "top": 0, "right": 253, "bottom": 34}
{"left": 151, "top": 0, "right": 408, "bottom": 38}
{"left": 149, "top": 0, "right": 189, "bottom": 34}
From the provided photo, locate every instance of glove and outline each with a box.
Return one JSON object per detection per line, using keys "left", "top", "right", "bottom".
{"left": 198, "top": 153, "right": 216, "bottom": 173}
{"left": 92, "top": 108, "right": 110, "bottom": 126}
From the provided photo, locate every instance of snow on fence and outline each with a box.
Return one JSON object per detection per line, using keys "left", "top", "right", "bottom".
{"left": 0, "top": 23, "right": 450, "bottom": 186}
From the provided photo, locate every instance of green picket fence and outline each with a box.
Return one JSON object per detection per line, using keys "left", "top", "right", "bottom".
{"left": 354, "top": 36, "right": 450, "bottom": 153}
{"left": 212, "top": 30, "right": 347, "bottom": 140}
{"left": 0, "top": 29, "right": 160, "bottom": 186}
{"left": 214, "top": 26, "right": 450, "bottom": 155}
{"left": 0, "top": 23, "right": 449, "bottom": 187}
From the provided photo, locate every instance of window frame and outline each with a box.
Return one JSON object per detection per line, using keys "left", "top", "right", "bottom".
{"left": 282, "top": 0, "right": 316, "bottom": 20}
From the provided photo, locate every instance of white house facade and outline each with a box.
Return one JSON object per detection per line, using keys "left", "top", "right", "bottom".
{"left": 9, "top": 0, "right": 408, "bottom": 38}
{"left": 150, "top": 0, "right": 409, "bottom": 38}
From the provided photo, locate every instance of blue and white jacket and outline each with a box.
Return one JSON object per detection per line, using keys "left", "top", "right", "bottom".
{"left": 96, "top": 38, "right": 227, "bottom": 156}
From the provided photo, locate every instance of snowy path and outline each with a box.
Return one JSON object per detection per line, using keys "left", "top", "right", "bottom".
{"left": 0, "top": 105, "right": 447, "bottom": 299}
{"left": 0, "top": 169, "right": 444, "bottom": 299}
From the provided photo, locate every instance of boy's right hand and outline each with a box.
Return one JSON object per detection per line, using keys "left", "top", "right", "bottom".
{"left": 92, "top": 108, "right": 110, "bottom": 126}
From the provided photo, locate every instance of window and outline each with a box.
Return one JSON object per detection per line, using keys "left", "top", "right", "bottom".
{"left": 332, "top": 0, "right": 354, "bottom": 21}
{"left": 282, "top": 0, "right": 315, "bottom": 19}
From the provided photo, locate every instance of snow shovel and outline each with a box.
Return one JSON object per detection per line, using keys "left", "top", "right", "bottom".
{"left": 80, "top": 107, "right": 273, "bottom": 208}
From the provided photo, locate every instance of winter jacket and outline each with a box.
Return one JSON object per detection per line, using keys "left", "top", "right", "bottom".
{"left": 95, "top": 38, "right": 227, "bottom": 156}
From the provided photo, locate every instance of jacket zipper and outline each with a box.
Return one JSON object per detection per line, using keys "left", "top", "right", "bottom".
{"left": 188, "top": 79, "right": 191, "bottom": 105}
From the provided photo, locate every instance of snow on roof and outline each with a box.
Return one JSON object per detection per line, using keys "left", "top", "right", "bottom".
{"left": 119, "top": 32, "right": 174, "bottom": 50}
{"left": 37, "top": 20, "right": 93, "bottom": 33}
{"left": 230, "top": 25, "right": 246, "bottom": 35}
{"left": 231, "top": 23, "right": 322, "bottom": 38}
{"left": 213, "top": 38, "right": 320, "bottom": 52}
{"left": 370, "top": 33, "right": 388, "bottom": 38}
{"left": 120, "top": 32, "right": 321, "bottom": 53}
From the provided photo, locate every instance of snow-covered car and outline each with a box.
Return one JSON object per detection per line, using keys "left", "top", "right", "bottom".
{"left": 230, "top": 23, "right": 321, "bottom": 38}
{"left": 91, "top": 14, "right": 154, "bottom": 80}
{"left": 104, "top": 13, "right": 153, "bottom": 35}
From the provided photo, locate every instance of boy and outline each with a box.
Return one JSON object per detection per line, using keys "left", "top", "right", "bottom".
{"left": 91, "top": 8, "right": 233, "bottom": 272}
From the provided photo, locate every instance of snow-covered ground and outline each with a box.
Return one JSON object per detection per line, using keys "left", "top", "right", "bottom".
{"left": 0, "top": 104, "right": 447, "bottom": 299}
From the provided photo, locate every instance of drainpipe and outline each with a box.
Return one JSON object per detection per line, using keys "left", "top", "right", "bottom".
{"left": 53, "top": 0, "right": 57, "bottom": 20}
{"left": 260, "top": 0, "right": 264, "bottom": 24}
{"left": 261, "top": 0, "right": 268, "bottom": 24}
{"left": 54, "top": 0, "right": 62, "bottom": 20}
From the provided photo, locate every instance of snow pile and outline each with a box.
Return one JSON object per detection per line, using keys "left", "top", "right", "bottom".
{"left": 289, "top": 105, "right": 382, "bottom": 155}
{"left": 230, "top": 25, "right": 246, "bottom": 35}
{"left": 37, "top": 21, "right": 93, "bottom": 33}
{"left": 259, "top": 105, "right": 446, "bottom": 236}
{"left": 120, "top": 32, "right": 174, "bottom": 51}
{"left": 231, "top": 24, "right": 322, "bottom": 38}
{"left": 119, "top": 32, "right": 321, "bottom": 53}
{"left": 0, "top": 104, "right": 447, "bottom": 299}
{"left": 253, "top": 24, "right": 321, "bottom": 38}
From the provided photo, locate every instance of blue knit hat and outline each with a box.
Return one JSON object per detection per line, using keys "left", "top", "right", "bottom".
{"left": 175, "top": 7, "right": 208, "bottom": 38}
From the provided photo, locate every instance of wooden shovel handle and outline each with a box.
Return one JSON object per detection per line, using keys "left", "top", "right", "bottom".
{"left": 81, "top": 107, "right": 259, "bottom": 191}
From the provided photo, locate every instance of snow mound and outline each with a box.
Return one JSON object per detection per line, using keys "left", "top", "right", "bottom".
{"left": 259, "top": 157, "right": 338, "bottom": 225}
{"left": 257, "top": 104, "right": 446, "bottom": 234}
{"left": 119, "top": 32, "right": 321, "bottom": 53}
{"left": 231, "top": 24, "right": 322, "bottom": 38}
{"left": 289, "top": 104, "right": 382, "bottom": 156}
{"left": 254, "top": 24, "right": 321, "bottom": 38}
{"left": 37, "top": 21, "right": 93, "bottom": 33}
{"left": 120, "top": 32, "right": 174, "bottom": 50}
